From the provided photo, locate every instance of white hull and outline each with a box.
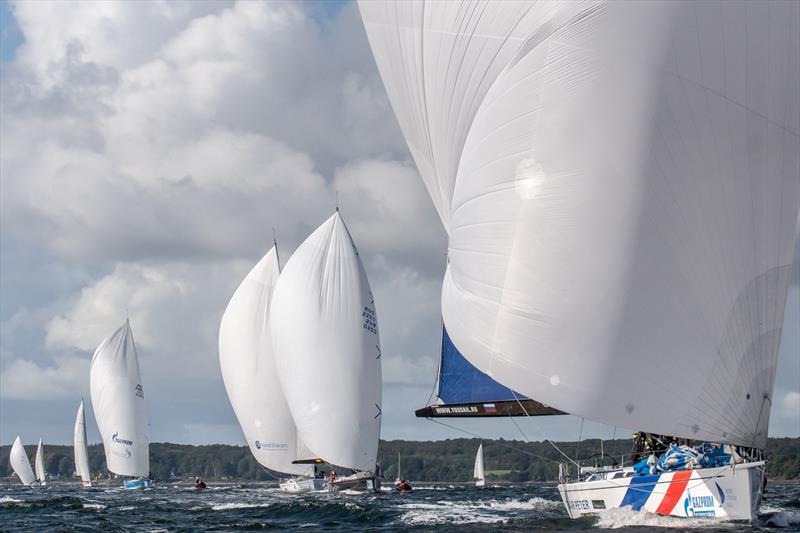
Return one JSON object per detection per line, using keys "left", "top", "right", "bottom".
{"left": 279, "top": 477, "right": 326, "bottom": 493}
{"left": 558, "top": 461, "right": 764, "bottom": 522}
{"left": 123, "top": 479, "right": 152, "bottom": 490}
{"left": 328, "top": 471, "right": 382, "bottom": 493}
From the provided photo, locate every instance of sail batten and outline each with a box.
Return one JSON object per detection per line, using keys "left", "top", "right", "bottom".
{"left": 219, "top": 246, "right": 311, "bottom": 477}
{"left": 90, "top": 321, "right": 149, "bottom": 477}
{"left": 271, "top": 211, "right": 382, "bottom": 472}
{"left": 361, "top": 0, "right": 799, "bottom": 448}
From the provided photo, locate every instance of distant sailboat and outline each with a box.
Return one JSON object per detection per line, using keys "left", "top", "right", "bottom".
{"left": 360, "top": 0, "right": 799, "bottom": 522}
{"left": 219, "top": 243, "right": 317, "bottom": 490}
{"left": 394, "top": 453, "right": 411, "bottom": 492}
{"left": 9, "top": 436, "right": 35, "bottom": 486}
{"left": 34, "top": 438, "right": 46, "bottom": 485}
{"left": 90, "top": 320, "right": 150, "bottom": 489}
{"left": 473, "top": 443, "right": 485, "bottom": 488}
{"left": 271, "top": 211, "right": 383, "bottom": 492}
{"left": 74, "top": 399, "right": 92, "bottom": 487}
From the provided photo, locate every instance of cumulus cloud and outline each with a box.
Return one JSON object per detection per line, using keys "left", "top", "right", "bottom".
{"left": 1, "top": 355, "right": 88, "bottom": 400}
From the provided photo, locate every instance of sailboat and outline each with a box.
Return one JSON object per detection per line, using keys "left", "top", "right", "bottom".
{"left": 9, "top": 436, "right": 35, "bottom": 486}
{"left": 474, "top": 443, "right": 485, "bottom": 488}
{"left": 74, "top": 399, "right": 92, "bottom": 487}
{"left": 271, "top": 210, "right": 383, "bottom": 493}
{"left": 219, "top": 243, "right": 318, "bottom": 491}
{"left": 90, "top": 320, "right": 151, "bottom": 489}
{"left": 360, "top": 0, "right": 798, "bottom": 522}
{"left": 34, "top": 438, "right": 46, "bottom": 485}
{"left": 394, "top": 453, "right": 411, "bottom": 491}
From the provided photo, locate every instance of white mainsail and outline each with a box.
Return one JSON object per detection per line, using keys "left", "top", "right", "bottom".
{"left": 34, "top": 438, "right": 45, "bottom": 483}
{"left": 90, "top": 320, "right": 149, "bottom": 477}
{"left": 474, "top": 443, "right": 485, "bottom": 487}
{"left": 271, "top": 211, "right": 382, "bottom": 472}
{"left": 219, "top": 245, "right": 312, "bottom": 477}
{"left": 10, "top": 436, "right": 35, "bottom": 486}
{"left": 361, "top": 0, "right": 799, "bottom": 449}
{"left": 74, "top": 399, "right": 92, "bottom": 485}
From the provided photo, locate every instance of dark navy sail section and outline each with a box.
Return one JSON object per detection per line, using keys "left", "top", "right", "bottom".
{"left": 415, "top": 327, "right": 564, "bottom": 418}
{"left": 439, "top": 327, "right": 524, "bottom": 404}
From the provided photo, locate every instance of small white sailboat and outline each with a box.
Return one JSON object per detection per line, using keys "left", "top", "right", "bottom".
{"left": 394, "top": 454, "right": 411, "bottom": 492}
{"left": 34, "top": 438, "right": 46, "bottom": 485}
{"left": 360, "top": 0, "right": 798, "bottom": 522}
{"left": 474, "top": 443, "right": 485, "bottom": 488}
{"left": 90, "top": 320, "right": 151, "bottom": 489}
{"left": 219, "top": 242, "right": 317, "bottom": 491}
{"left": 271, "top": 210, "right": 383, "bottom": 493}
{"left": 9, "top": 436, "right": 36, "bottom": 486}
{"left": 74, "top": 399, "right": 92, "bottom": 487}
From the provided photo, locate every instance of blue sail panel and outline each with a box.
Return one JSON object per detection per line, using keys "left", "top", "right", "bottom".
{"left": 438, "top": 327, "right": 528, "bottom": 404}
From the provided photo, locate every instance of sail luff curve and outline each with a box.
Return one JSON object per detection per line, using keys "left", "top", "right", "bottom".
{"left": 362, "top": 0, "right": 800, "bottom": 448}
{"left": 474, "top": 443, "right": 485, "bottom": 482}
{"left": 9, "top": 436, "right": 35, "bottom": 486}
{"left": 89, "top": 321, "right": 149, "bottom": 477}
{"left": 74, "top": 399, "right": 91, "bottom": 484}
{"left": 219, "top": 246, "right": 312, "bottom": 477}
{"left": 271, "top": 211, "right": 382, "bottom": 472}
{"left": 34, "top": 438, "right": 45, "bottom": 483}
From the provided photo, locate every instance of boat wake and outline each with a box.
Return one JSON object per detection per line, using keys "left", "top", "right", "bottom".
{"left": 397, "top": 497, "right": 562, "bottom": 526}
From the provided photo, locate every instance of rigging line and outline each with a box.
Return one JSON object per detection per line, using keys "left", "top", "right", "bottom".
{"left": 576, "top": 418, "right": 584, "bottom": 465}
{"left": 510, "top": 392, "right": 579, "bottom": 467}
{"left": 424, "top": 417, "right": 565, "bottom": 467}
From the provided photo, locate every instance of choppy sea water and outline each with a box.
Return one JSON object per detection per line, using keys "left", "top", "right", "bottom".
{"left": 1, "top": 481, "right": 798, "bottom": 532}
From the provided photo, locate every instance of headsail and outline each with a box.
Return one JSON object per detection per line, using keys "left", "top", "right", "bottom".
{"left": 34, "top": 438, "right": 45, "bottom": 483}
{"left": 415, "top": 326, "right": 563, "bottom": 418}
{"left": 90, "top": 320, "right": 149, "bottom": 477}
{"left": 271, "top": 211, "right": 382, "bottom": 472}
{"left": 219, "top": 245, "right": 311, "bottom": 477}
{"left": 362, "top": 0, "right": 800, "bottom": 448}
{"left": 474, "top": 443, "right": 485, "bottom": 487}
{"left": 74, "top": 399, "right": 91, "bottom": 485}
{"left": 9, "top": 436, "right": 35, "bottom": 486}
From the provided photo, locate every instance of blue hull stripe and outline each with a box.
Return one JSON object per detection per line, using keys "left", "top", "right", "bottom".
{"left": 620, "top": 474, "right": 659, "bottom": 511}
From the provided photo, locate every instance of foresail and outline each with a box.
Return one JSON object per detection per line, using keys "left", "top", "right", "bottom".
{"left": 363, "top": 0, "right": 800, "bottom": 448}
{"left": 35, "top": 439, "right": 45, "bottom": 482}
{"left": 219, "top": 246, "right": 311, "bottom": 477}
{"left": 474, "top": 443, "right": 484, "bottom": 481}
{"left": 10, "top": 436, "right": 35, "bottom": 486}
{"left": 90, "top": 321, "right": 149, "bottom": 477}
{"left": 271, "top": 211, "right": 382, "bottom": 472}
{"left": 74, "top": 400, "right": 91, "bottom": 483}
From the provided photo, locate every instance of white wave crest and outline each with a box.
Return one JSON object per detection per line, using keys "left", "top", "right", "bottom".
{"left": 82, "top": 503, "right": 107, "bottom": 510}
{"left": 0, "top": 496, "right": 24, "bottom": 504}
{"left": 211, "top": 502, "right": 271, "bottom": 511}
{"left": 594, "top": 506, "right": 736, "bottom": 529}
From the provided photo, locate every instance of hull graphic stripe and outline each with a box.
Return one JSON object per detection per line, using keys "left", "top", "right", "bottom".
{"left": 620, "top": 474, "right": 659, "bottom": 511}
{"left": 656, "top": 470, "right": 693, "bottom": 515}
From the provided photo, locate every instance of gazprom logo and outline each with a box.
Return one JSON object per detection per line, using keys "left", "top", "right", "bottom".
{"left": 112, "top": 432, "right": 133, "bottom": 446}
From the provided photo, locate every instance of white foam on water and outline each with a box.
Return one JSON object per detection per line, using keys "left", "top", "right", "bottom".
{"left": 118, "top": 505, "right": 136, "bottom": 511}
{"left": 479, "top": 497, "right": 562, "bottom": 511}
{"left": 594, "top": 506, "right": 737, "bottom": 529}
{"left": 757, "top": 510, "right": 800, "bottom": 528}
{"left": 398, "top": 502, "right": 509, "bottom": 526}
{"left": 211, "top": 502, "right": 271, "bottom": 511}
{"left": 82, "top": 503, "right": 107, "bottom": 510}
{"left": 0, "top": 496, "right": 24, "bottom": 504}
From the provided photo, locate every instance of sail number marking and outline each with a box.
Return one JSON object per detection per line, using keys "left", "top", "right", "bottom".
{"left": 362, "top": 306, "right": 377, "bottom": 334}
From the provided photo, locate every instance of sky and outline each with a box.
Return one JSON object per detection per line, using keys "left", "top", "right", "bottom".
{"left": 0, "top": 0, "right": 798, "bottom": 449}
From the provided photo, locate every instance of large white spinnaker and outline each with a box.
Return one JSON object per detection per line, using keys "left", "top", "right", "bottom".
{"left": 219, "top": 245, "right": 312, "bottom": 477}
{"left": 362, "top": 0, "right": 800, "bottom": 449}
{"left": 271, "top": 211, "right": 382, "bottom": 473}
{"left": 90, "top": 320, "right": 149, "bottom": 477}
{"left": 9, "top": 436, "right": 35, "bottom": 486}
{"left": 474, "top": 443, "right": 485, "bottom": 487}
{"left": 34, "top": 438, "right": 45, "bottom": 484}
{"left": 74, "top": 399, "right": 92, "bottom": 486}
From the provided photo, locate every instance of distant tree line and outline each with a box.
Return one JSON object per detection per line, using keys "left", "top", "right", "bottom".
{"left": 1, "top": 437, "right": 797, "bottom": 482}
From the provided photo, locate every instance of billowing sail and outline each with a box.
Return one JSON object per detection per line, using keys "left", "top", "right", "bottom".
{"left": 474, "top": 443, "right": 485, "bottom": 486}
{"left": 219, "top": 245, "right": 311, "bottom": 477}
{"left": 90, "top": 320, "right": 149, "bottom": 477}
{"left": 74, "top": 399, "right": 91, "bottom": 484}
{"left": 9, "top": 436, "right": 35, "bottom": 486}
{"left": 363, "top": 1, "right": 799, "bottom": 449}
{"left": 415, "top": 326, "right": 563, "bottom": 418}
{"left": 271, "top": 211, "right": 382, "bottom": 472}
{"left": 34, "top": 438, "right": 45, "bottom": 483}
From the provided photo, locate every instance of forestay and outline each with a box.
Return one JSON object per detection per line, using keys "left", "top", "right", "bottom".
{"left": 271, "top": 211, "right": 382, "bottom": 472}
{"left": 35, "top": 438, "right": 45, "bottom": 483}
{"left": 90, "top": 321, "right": 149, "bottom": 477}
{"left": 362, "top": 1, "right": 800, "bottom": 448}
{"left": 73, "top": 399, "right": 92, "bottom": 484}
{"left": 219, "top": 246, "right": 312, "bottom": 477}
{"left": 10, "top": 436, "right": 35, "bottom": 486}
